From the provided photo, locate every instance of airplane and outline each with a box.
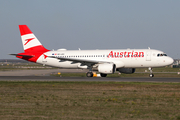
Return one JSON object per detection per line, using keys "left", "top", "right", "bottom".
{"left": 10, "top": 25, "right": 174, "bottom": 77}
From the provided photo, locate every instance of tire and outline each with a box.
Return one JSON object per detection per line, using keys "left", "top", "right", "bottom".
{"left": 86, "top": 72, "right": 93, "bottom": 77}
{"left": 100, "top": 73, "right": 107, "bottom": 77}
{"left": 149, "top": 74, "right": 154, "bottom": 78}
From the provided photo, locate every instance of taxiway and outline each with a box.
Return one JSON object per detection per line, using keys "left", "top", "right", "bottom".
{"left": 0, "top": 69, "right": 179, "bottom": 82}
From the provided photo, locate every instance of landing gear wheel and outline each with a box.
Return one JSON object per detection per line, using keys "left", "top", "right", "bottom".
{"left": 149, "top": 74, "right": 154, "bottom": 78}
{"left": 148, "top": 67, "right": 154, "bottom": 78}
{"left": 100, "top": 73, "right": 107, "bottom": 77}
{"left": 86, "top": 72, "right": 93, "bottom": 77}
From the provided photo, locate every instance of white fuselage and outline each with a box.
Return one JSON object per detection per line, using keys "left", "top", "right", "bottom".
{"left": 36, "top": 49, "right": 173, "bottom": 69}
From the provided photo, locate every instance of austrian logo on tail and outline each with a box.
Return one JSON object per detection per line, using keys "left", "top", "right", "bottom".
{"left": 24, "top": 38, "right": 35, "bottom": 45}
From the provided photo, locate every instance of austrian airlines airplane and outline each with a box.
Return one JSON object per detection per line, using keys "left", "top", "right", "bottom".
{"left": 10, "top": 25, "right": 174, "bottom": 77}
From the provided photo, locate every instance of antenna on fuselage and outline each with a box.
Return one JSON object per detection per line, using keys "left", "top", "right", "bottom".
{"left": 148, "top": 47, "right": 151, "bottom": 49}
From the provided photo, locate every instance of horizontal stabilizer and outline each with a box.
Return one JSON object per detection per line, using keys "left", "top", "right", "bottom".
{"left": 9, "top": 54, "right": 34, "bottom": 57}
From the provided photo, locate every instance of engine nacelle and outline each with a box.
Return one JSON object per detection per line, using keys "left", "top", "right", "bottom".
{"left": 117, "top": 68, "right": 135, "bottom": 74}
{"left": 98, "top": 63, "right": 116, "bottom": 74}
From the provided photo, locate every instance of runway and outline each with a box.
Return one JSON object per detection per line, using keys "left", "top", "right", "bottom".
{"left": 0, "top": 69, "right": 179, "bottom": 82}
{"left": 0, "top": 76, "right": 179, "bottom": 82}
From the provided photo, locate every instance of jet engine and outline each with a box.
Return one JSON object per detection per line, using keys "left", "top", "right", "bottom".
{"left": 98, "top": 63, "right": 116, "bottom": 74}
{"left": 117, "top": 68, "right": 135, "bottom": 74}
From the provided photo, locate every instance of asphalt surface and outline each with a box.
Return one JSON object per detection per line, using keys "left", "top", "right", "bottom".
{"left": 0, "top": 69, "right": 179, "bottom": 82}
{"left": 0, "top": 69, "right": 88, "bottom": 76}
{"left": 0, "top": 76, "right": 179, "bottom": 82}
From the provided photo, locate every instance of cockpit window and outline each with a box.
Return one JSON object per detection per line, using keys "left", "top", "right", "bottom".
{"left": 157, "top": 53, "right": 167, "bottom": 57}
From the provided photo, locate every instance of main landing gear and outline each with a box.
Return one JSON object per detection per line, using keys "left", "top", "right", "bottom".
{"left": 100, "top": 73, "right": 107, "bottom": 77}
{"left": 86, "top": 66, "right": 108, "bottom": 77}
{"left": 86, "top": 72, "right": 107, "bottom": 77}
{"left": 149, "top": 67, "right": 154, "bottom": 78}
{"left": 86, "top": 72, "right": 93, "bottom": 77}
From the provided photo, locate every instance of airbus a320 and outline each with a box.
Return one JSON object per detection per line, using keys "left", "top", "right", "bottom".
{"left": 10, "top": 25, "right": 174, "bottom": 77}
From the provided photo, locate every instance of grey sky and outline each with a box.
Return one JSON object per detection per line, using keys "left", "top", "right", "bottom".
{"left": 1, "top": 0, "right": 180, "bottom": 59}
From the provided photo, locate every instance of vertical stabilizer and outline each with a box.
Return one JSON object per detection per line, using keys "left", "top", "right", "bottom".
{"left": 19, "top": 25, "right": 48, "bottom": 53}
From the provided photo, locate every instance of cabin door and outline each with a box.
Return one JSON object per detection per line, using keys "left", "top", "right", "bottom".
{"left": 146, "top": 51, "right": 151, "bottom": 61}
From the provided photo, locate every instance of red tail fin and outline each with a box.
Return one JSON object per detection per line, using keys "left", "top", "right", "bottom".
{"left": 19, "top": 25, "right": 49, "bottom": 53}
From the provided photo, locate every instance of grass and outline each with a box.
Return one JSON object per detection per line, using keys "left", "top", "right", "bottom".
{"left": 0, "top": 81, "right": 180, "bottom": 119}
{"left": 135, "top": 67, "right": 180, "bottom": 72}
{"left": 0, "top": 63, "right": 56, "bottom": 71}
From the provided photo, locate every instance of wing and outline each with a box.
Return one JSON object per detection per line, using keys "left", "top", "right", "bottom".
{"left": 48, "top": 56, "right": 108, "bottom": 66}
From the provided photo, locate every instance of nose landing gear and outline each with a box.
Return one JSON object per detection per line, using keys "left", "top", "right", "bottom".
{"left": 149, "top": 67, "right": 154, "bottom": 77}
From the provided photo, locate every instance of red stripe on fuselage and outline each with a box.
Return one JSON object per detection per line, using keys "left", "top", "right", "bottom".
{"left": 17, "top": 45, "right": 50, "bottom": 63}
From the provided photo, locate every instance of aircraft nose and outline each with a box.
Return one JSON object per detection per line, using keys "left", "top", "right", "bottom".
{"left": 167, "top": 57, "right": 174, "bottom": 65}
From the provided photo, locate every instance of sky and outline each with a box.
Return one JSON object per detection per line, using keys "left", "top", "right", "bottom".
{"left": 0, "top": 0, "right": 180, "bottom": 59}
